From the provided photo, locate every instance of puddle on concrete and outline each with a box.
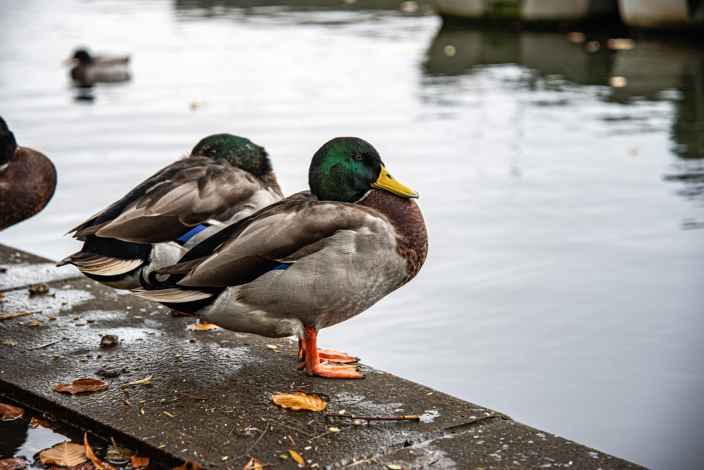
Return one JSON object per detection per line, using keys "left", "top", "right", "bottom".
{"left": 0, "top": 400, "right": 161, "bottom": 469}
{"left": 0, "top": 263, "right": 80, "bottom": 291}
{"left": 0, "top": 288, "right": 93, "bottom": 317}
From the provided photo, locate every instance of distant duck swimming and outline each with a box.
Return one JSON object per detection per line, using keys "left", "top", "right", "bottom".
{"left": 64, "top": 48, "right": 131, "bottom": 86}
{"left": 58, "top": 134, "right": 283, "bottom": 290}
{"left": 133, "top": 137, "right": 428, "bottom": 379}
{"left": 0, "top": 117, "right": 57, "bottom": 230}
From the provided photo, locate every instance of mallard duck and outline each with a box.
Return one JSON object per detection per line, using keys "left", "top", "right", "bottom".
{"left": 58, "top": 134, "right": 283, "bottom": 290}
{"left": 0, "top": 117, "right": 57, "bottom": 230}
{"left": 64, "top": 48, "right": 131, "bottom": 86}
{"left": 133, "top": 137, "right": 428, "bottom": 379}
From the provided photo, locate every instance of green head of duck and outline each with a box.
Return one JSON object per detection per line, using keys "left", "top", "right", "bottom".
{"left": 0, "top": 116, "right": 17, "bottom": 166}
{"left": 309, "top": 137, "right": 418, "bottom": 202}
{"left": 191, "top": 133, "right": 272, "bottom": 177}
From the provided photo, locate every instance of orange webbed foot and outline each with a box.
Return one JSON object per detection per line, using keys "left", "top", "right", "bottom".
{"left": 310, "top": 361, "right": 364, "bottom": 379}
{"left": 299, "top": 326, "right": 364, "bottom": 380}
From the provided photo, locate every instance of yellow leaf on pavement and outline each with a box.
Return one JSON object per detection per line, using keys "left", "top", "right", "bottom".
{"left": 272, "top": 392, "right": 326, "bottom": 412}
{"left": 289, "top": 450, "right": 304, "bottom": 466}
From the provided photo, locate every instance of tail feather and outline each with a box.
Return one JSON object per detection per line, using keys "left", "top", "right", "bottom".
{"left": 131, "top": 287, "right": 214, "bottom": 303}
{"left": 59, "top": 252, "right": 143, "bottom": 276}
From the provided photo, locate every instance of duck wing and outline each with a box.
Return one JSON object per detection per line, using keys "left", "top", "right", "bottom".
{"left": 68, "top": 156, "right": 266, "bottom": 244}
{"left": 149, "top": 191, "right": 385, "bottom": 290}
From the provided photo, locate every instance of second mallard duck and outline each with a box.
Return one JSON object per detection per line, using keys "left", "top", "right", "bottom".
{"left": 59, "top": 134, "right": 283, "bottom": 290}
{"left": 133, "top": 137, "right": 428, "bottom": 379}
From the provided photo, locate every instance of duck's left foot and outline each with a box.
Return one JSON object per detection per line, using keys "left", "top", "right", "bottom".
{"left": 298, "top": 339, "right": 359, "bottom": 364}
{"left": 300, "top": 326, "right": 363, "bottom": 380}
{"left": 310, "top": 362, "right": 363, "bottom": 379}
{"left": 318, "top": 349, "right": 359, "bottom": 364}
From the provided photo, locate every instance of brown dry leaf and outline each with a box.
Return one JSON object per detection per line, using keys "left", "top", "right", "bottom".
{"left": 272, "top": 392, "right": 327, "bottom": 412}
{"left": 288, "top": 450, "right": 304, "bottom": 466}
{"left": 84, "top": 433, "right": 115, "bottom": 470}
{"left": 0, "top": 402, "right": 24, "bottom": 421}
{"left": 172, "top": 462, "right": 203, "bottom": 470}
{"left": 28, "top": 283, "right": 49, "bottom": 296}
{"left": 30, "top": 416, "right": 53, "bottom": 429}
{"left": 0, "top": 457, "right": 28, "bottom": 470}
{"left": 54, "top": 378, "right": 109, "bottom": 395}
{"left": 242, "top": 457, "right": 263, "bottom": 470}
{"left": 29, "top": 319, "right": 42, "bottom": 327}
{"left": 39, "top": 442, "right": 87, "bottom": 467}
{"left": 130, "top": 456, "right": 149, "bottom": 469}
{"left": 187, "top": 321, "right": 219, "bottom": 331}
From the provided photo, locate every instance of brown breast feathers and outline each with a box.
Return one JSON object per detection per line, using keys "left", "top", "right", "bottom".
{"left": 359, "top": 189, "right": 428, "bottom": 282}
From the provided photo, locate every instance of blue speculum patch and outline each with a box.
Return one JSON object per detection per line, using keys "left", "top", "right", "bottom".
{"left": 176, "top": 224, "right": 208, "bottom": 244}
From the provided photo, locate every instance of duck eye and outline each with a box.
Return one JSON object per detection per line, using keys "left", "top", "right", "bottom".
{"left": 353, "top": 154, "right": 364, "bottom": 161}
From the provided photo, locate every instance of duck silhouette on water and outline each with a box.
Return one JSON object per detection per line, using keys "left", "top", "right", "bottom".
{"left": 64, "top": 47, "right": 131, "bottom": 87}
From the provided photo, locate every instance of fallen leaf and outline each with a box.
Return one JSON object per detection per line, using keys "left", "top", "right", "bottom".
{"left": 172, "top": 462, "right": 203, "bottom": 470}
{"left": 288, "top": 450, "right": 304, "bottom": 466}
{"left": 187, "top": 321, "right": 219, "bottom": 331}
{"left": 29, "top": 319, "right": 42, "bottom": 327}
{"left": 84, "top": 433, "right": 115, "bottom": 470}
{"left": 0, "top": 339, "right": 17, "bottom": 347}
{"left": 328, "top": 426, "right": 340, "bottom": 433}
{"left": 265, "top": 344, "right": 279, "bottom": 351}
{"left": 120, "top": 375, "right": 153, "bottom": 388}
{"left": 272, "top": 392, "right": 326, "bottom": 412}
{"left": 54, "top": 378, "right": 109, "bottom": 395}
{"left": 386, "top": 465, "right": 402, "bottom": 470}
{"left": 0, "top": 312, "right": 32, "bottom": 321}
{"left": 100, "top": 335, "right": 118, "bottom": 348}
{"left": 0, "top": 402, "right": 24, "bottom": 421}
{"left": 0, "top": 458, "right": 28, "bottom": 470}
{"left": 39, "top": 442, "right": 87, "bottom": 467}
{"left": 130, "top": 456, "right": 149, "bottom": 469}
{"left": 28, "top": 283, "right": 49, "bottom": 296}
{"left": 30, "top": 416, "right": 53, "bottom": 428}
{"left": 243, "top": 457, "right": 263, "bottom": 470}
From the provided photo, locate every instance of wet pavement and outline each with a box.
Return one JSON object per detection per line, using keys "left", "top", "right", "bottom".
{"left": 0, "top": 243, "right": 642, "bottom": 469}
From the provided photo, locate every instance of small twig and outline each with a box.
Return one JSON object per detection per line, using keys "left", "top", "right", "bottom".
{"left": 327, "top": 414, "right": 420, "bottom": 423}
{"left": 27, "top": 339, "right": 61, "bottom": 350}
{"left": 243, "top": 426, "right": 268, "bottom": 457}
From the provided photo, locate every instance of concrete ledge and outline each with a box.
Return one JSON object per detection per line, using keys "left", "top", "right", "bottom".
{"left": 0, "top": 244, "right": 643, "bottom": 469}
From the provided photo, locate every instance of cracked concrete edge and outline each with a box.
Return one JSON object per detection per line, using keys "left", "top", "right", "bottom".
{"left": 0, "top": 243, "right": 645, "bottom": 469}
{"left": 0, "top": 379, "right": 183, "bottom": 468}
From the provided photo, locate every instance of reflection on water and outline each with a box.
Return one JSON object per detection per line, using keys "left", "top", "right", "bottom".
{"left": 1, "top": 2, "right": 703, "bottom": 469}
{"left": 424, "top": 26, "right": 704, "bottom": 206}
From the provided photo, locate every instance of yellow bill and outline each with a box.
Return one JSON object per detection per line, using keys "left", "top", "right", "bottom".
{"left": 372, "top": 165, "right": 418, "bottom": 198}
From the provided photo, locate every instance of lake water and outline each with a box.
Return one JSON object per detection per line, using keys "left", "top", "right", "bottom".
{"left": 1, "top": 1, "right": 703, "bottom": 468}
